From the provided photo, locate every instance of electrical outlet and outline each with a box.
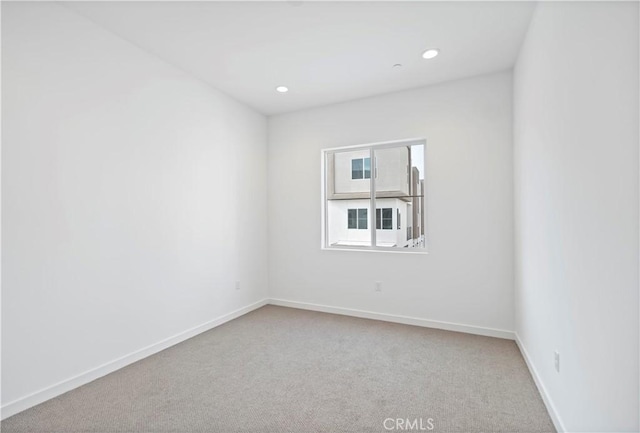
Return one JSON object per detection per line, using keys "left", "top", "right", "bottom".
{"left": 554, "top": 351, "right": 560, "bottom": 373}
{"left": 235, "top": 281, "right": 241, "bottom": 291}
{"left": 375, "top": 281, "right": 382, "bottom": 292}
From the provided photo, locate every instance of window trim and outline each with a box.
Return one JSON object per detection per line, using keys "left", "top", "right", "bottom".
{"left": 320, "top": 137, "right": 428, "bottom": 254}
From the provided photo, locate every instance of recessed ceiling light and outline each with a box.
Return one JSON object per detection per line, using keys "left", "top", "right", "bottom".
{"left": 422, "top": 48, "right": 440, "bottom": 59}
{"left": 275, "top": 86, "right": 289, "bottom": 93}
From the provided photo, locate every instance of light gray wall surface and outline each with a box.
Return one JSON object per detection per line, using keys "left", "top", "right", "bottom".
{"left": 268, "top": 71, "right": 515, "bottom": 333}
{"left": 2, "top": 2, "right": 268, "bottom": 408}
{"left": 513, "top": 2, "right": 639, "bottom": 431}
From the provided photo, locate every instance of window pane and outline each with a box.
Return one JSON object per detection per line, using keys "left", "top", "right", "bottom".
{"left": 351, "top": 158, "right": 363, "bottom": 179}
{"left": 384, "top": 213, "right": 391, "bottom": 229}
{"left": 373, "top": 143, "right": 425, "bottom": 248}
{"left": 357, "top": 208, "right": 368, "bottom": 230}
{"left": 326, "top": 149, "right": 371, "bottom": 247}
{"left": 363, "top": 157, "right": 371, "bottom": 179}
{"left": 348, "top": 209, "right": 357, "bottom": 229}
{"left": 376, "top": 208, "right": 381, "bottom": 230}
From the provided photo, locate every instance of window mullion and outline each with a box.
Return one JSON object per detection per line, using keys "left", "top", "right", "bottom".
{"left": 370, "top": 147, "right": 376, "bottom": 248}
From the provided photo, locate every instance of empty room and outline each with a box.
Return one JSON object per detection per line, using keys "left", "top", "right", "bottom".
{"left": 1, "top": 1, "right": 638, "bottom": 432}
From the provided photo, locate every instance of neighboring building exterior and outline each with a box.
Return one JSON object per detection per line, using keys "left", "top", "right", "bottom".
{"left": 411, "top": 167, "right": 422, "bottom": 242}
{"left": 326, "top": 146, "right": 424, "bottom": 248}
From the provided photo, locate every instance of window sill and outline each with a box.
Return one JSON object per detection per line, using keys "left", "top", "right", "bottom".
{"left": 321, "top": 246, "right": 429, "bottom": 255}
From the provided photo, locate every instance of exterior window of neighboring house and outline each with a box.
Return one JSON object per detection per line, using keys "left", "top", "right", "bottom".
{"left": 348, "top": 208, "right": 368, "bottom": 229}
{"left": 351, "top": 158, "right": 371, "bottom": 179}
{"left": 376, "top": 208, "right": 393, "bottom": 230}
{"left": 323, "top": 139, "right": 426, "bottom": 251}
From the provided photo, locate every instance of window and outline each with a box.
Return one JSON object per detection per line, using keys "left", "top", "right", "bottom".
{"left": 323, "top": 139, "right": 426, "bottom": 251}
{"left": 348, "top": 208, "right": 367, "bottom": 229}
{"left": 351, "top": 157, "right": 371, "bottom": 179}
{"left": 376, "top": 208, "right": 393, "bottom": 230}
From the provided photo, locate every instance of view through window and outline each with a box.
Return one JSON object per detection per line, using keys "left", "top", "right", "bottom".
{"left": 323, "top": 139, "right": 426, "bottom": 250}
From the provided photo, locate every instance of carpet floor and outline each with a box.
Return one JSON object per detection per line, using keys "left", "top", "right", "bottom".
{"left": 1, "top": 305, "right": 555, "bottom": 433}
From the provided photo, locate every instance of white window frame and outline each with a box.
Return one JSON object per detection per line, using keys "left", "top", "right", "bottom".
{"left": 348, "top": 208, "right": 368, "bottom": 230}
{"left": 376, "top": 208, "right": 393, "bottom": 230}
{"left": 351, "top": 157, "right": 371, "bottom": 180}
{"left": 320, "top": 138, "right": 428, "bottom": 254}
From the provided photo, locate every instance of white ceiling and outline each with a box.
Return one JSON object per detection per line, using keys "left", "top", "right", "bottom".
{"left": 64, "top": 1, "right": 536, "bottom": 115}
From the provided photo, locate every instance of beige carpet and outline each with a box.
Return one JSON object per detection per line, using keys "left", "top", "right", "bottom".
{"left": 1, "top": 305, "right": 555, "bottom": 433}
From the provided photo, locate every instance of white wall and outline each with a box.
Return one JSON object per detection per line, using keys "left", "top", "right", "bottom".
{"left": 1, "top": 1, "right": 268, "bottom": 412}
{"left": 268, "top": 71, "right": 514, "bottom": 333}
{"left": 513, "top": 2, "right": 639, "bottom": 431}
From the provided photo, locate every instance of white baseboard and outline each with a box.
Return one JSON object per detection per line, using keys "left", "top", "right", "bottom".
{"left": 268, "top": 298, "right": 515, "bottom": 340}
{"left": 515, "top": 333, "right": 566, "bottom": 433}
{"left": 1, "top": 298, "right": 269, "bottom": 420}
